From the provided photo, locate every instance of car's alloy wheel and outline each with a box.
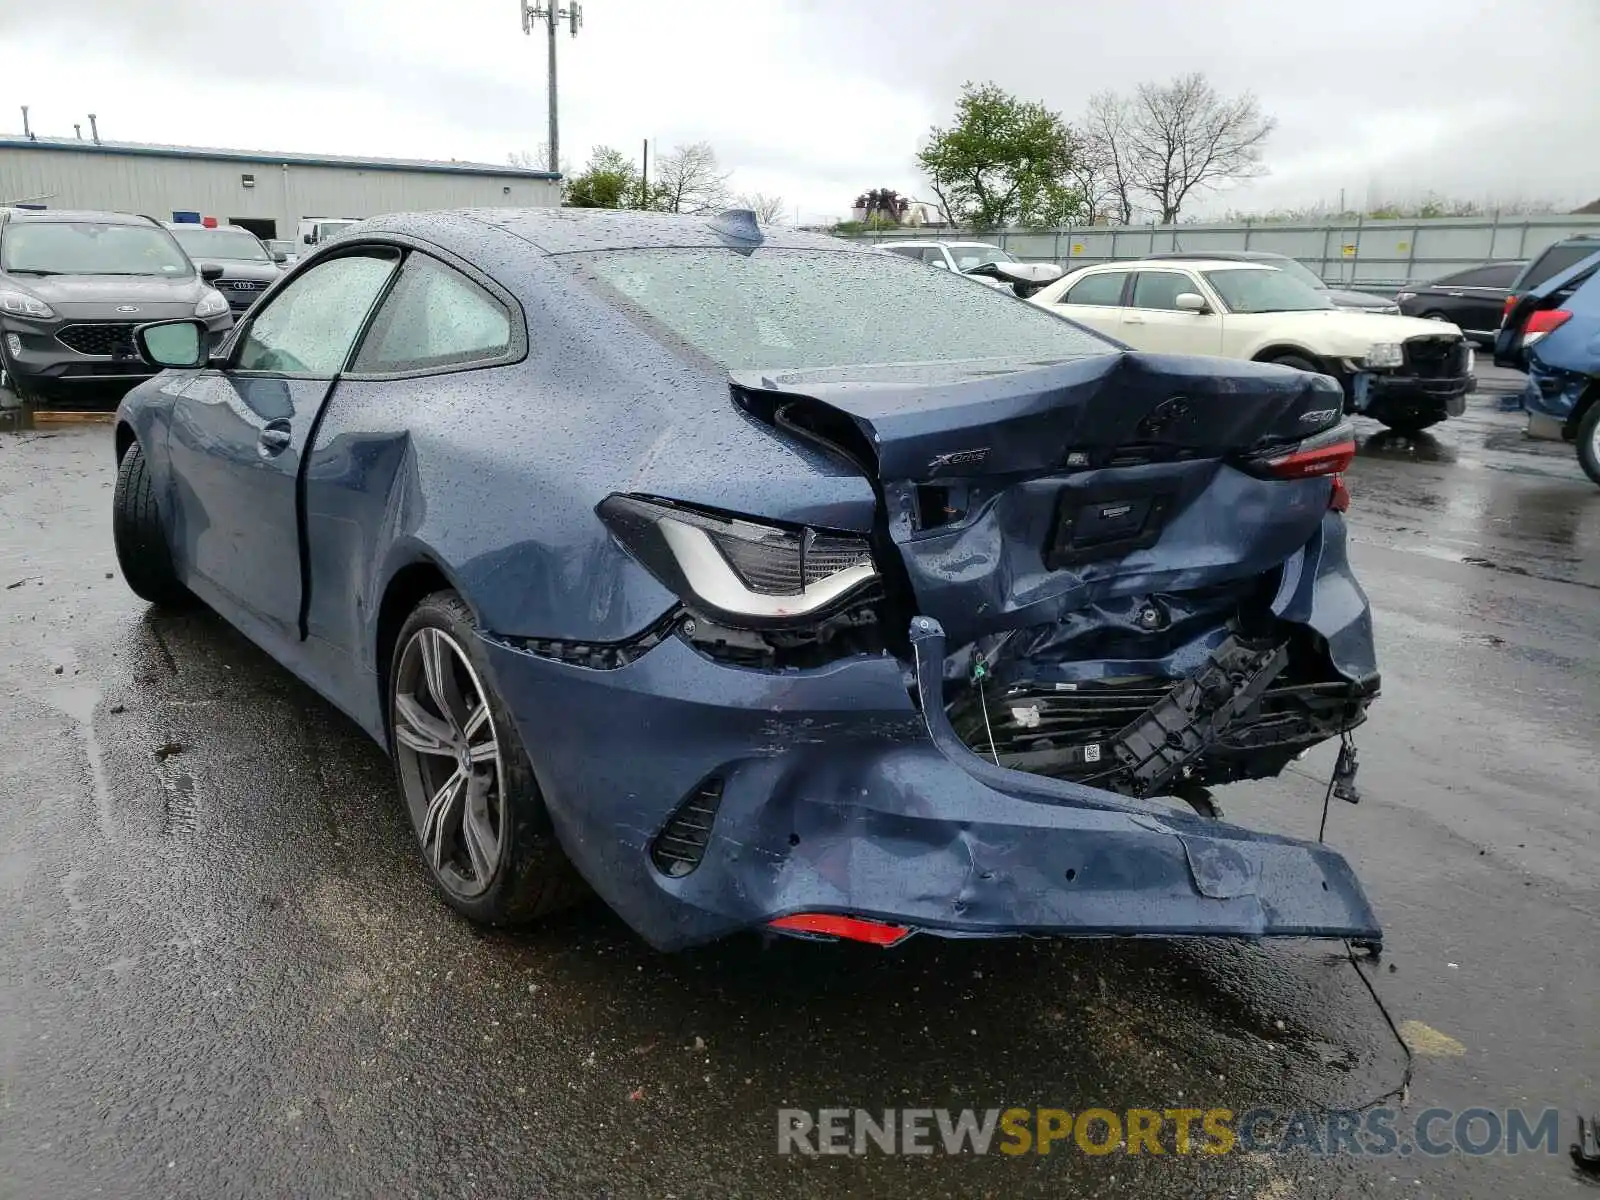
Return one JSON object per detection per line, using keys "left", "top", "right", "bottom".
{"left": 388, "top": 591, "right": 588, "bottom": 924}
{"left": 392, "top": 625, "right": 507, "bottom": 898}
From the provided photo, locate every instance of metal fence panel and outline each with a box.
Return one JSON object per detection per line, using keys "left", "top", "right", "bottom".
{"left": 838, "top": 215, "right": 1600, "bottom": 291}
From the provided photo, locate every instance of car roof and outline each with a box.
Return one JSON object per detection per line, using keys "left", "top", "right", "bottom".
{"left": 1, "top": 208, "right": 158, "bottom": 226}
{"left": 162, "top": 222, "right": 254, "bottom": 233}
{"left": 1144, "top": 249, "right": 1286, "bottom": 262}
{"left": 1085, "top": 258, "right": 1273, "bottom": 271}
{"left": 381, "top": 208, "right": 854, "bottom": 256}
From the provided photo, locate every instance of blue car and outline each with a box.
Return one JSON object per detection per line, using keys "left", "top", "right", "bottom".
{"left": 1495, "top": 246, "right": 1600, "bottom": 486}
{"left": 111, "top": 208, "right": 1381, "bottom": 951}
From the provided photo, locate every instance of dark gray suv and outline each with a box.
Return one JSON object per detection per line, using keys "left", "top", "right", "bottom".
{"left": 0, "top": 208, "right": 235, "bottom": 402}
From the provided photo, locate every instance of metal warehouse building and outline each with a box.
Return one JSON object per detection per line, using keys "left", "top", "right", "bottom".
{"left": 0, "top": 135, "right": 562, "bottom": 242}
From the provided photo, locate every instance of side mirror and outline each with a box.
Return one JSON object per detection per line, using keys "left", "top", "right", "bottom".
{"left": 302, "top": 233, "right": 315, "bottom": 245}
{"left": 1175, "top": 292, "right": 1209, "bottom": 313}
{"left": 927, "top": 259, "right": 950, "bottom": 271}
{"left": 134, "top": 319, "right": 208, "bottom": 369}
{"left": 271, "top": 250, "right": 288, "bottom": 264}
{"left": 198, "top": 262, "right": 225, "bottom": 282}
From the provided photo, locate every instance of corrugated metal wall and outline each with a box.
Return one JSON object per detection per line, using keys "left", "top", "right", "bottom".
{"left": 0, "top": 146, "right": 561, "bottom": 238}
{"left": 859, "top": 215, "right": 1600, "bottom": 291}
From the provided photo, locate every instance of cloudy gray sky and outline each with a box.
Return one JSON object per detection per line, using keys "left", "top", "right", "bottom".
{"left": 2, "top": 0, "right": 1597, "bottom": 223}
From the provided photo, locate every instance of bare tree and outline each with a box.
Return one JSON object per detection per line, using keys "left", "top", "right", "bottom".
{"left": 653, "top": 142, "right": 732, "bottom": 214}
{"left": 736, "top": 192, "right": 788, "bottom": 224}
{"left": 1123, "top": 73, "right": 1275, "bottom": 224}
{"left": 1076, "top": 92, "right": 1139, "bottom": 224}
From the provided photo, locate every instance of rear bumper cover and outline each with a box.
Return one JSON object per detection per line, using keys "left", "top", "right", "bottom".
{"left": 480, "top": 518, "right": 1381, "bottom": 951}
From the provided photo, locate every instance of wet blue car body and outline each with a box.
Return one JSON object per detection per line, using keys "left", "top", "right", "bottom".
{"left": 1496, "top": 248, "right": 1600, "bottom": 423}
{"left": 116, "top": 209, "right": 1382, "bottom": 950}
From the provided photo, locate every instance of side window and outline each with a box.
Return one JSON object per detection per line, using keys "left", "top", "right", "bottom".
{"left": 884, "top": 246, "right": 923, "bottom": 261}
{"left": 351, "top": 254, "right": 513, "bottom": 374}
{"left": 1130, "top": 271, "right": 1195, "bottom": 311}
{"left": 1063, "top": 271, "right": 1129, "bottom": 306}
{"left": 236, "top": 252, "right": 397, "bottom": 375}
{"left": 920, "top": 248, "right": 951, "bottom": 267}
{"left": 1437, "top": 266, "right": 1514, "bottom": 288}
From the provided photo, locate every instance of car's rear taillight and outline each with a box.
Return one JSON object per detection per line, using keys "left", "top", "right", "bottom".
{"left": 1240, "top": 423, "right": 1357, "bottom": 481}
{"left": 1522, "top": 309, "right": 1572, "bottom": 346}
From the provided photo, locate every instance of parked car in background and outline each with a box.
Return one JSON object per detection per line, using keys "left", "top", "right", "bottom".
{"left": 0, "top": 208, "right": 232, "bottom": 403}
{"left": 874, "top": 240, "right": 1062, "bottom": 295}
{"left": 1395, "top": 261, "right": 1525, "bottom": 345}
{"left": 297, "top": 216, "right": 358, "bottom": 251}
{"left": 164, "top": 222, "right": 284, "bottom": 317}
{"left": 1495, "top": 246, "right": 1600, "bottom": 485}
{"left": 1498, "top": 236, "right": 1600, "bottom": 357}
{"left": 1141, "top": 250, "right": 1401, "bottom": 314}
{"left": 110, "top": 208, "right": 1380, "bottom": 951}
{"left": 1033, "top": 258, "right": 1474, "bottom": 432}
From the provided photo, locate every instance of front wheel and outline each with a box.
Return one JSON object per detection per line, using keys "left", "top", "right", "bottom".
{"left": 1576, "top": 403, "right": 1600, "bottom": 487}
{"left": 1265, "top": 353, "right": 1322, "bottom": 374}
{"left": 112, "top": 442, "right": 192, "bottom": 606}
{"left": 389, "top": 591, "right": 588, "bottom": 925}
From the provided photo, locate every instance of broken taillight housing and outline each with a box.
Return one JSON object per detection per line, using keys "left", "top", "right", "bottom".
{"left": 598, "top": 494, "right": 878, "bottom": 628}
{"left": 1239, "top": 423, "right": 1357, "bottom": 480}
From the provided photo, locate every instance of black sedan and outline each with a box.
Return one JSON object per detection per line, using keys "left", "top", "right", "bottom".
{"left": 1396, "top": 260, "right": 1526, "bottom": 345}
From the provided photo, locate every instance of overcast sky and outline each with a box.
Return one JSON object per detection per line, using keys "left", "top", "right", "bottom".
{"left": 2, "top": 0, "right": 1596, "bottom": 224}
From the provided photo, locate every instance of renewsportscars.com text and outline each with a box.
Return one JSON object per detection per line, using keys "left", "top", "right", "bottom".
{"left": 777, "top": 1106, "right": 1563, "bottom": 1158}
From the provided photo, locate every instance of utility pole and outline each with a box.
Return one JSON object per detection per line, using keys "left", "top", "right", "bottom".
{"left": 520, "top": 0, "right": 583, "bottom": 177}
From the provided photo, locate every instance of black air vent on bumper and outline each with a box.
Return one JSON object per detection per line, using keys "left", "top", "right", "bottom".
{"left": 650, "top": 777, "right": 724, "bottom": 877}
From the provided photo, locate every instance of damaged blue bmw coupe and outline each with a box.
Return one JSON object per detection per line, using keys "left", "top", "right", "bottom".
{"left": 112, "top": 209, "right": 1382, "bottom": 950}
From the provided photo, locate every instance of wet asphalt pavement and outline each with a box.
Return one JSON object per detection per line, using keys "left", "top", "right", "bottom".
{"left": 2, "top": 366, "right": 1597, "bottom": 1199}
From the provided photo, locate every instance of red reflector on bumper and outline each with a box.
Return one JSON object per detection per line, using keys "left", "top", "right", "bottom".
{"left": 1329, "top": 474, "right": 1351, "bottom": 512}
{"left": 769, "top": 913, "right": 912, "bottom": 946}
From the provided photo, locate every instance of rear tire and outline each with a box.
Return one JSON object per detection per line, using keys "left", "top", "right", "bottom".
{"left": 1576, "top": 402, "right": 1600, "bottom": 488}
{"left": 389, "top": 590, "right": 588, "bottom": 926}
{"left": 112, "top": 442, "right": 192, "bottom": 607}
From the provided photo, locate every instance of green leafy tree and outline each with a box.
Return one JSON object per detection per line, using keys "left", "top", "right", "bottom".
{"left": 564, "top": 145, "right": 642, "bottom": 209}
{"left": 917, "top": 83, "right": 1086, "bottom": 228}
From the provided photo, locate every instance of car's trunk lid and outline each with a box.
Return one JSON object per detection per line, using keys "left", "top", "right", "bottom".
{"left": 734, "top": 351, "right": 1347, "bottom": 646}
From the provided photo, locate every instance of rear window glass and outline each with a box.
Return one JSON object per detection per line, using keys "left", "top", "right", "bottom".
{"left": 570, "top": 247, "right": 1112, "bottom": 371}
{"left": 1522, "top": 243, "right": 1600, "bottom": 289}
{"left": 1436, "top": 263, "right": 1521, "bottom": 288}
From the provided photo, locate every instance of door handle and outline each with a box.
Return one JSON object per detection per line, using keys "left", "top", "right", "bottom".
{"left": 258, "top": 420, "right": 292, "bottom": 455}
{"left": 1125, "top": 315, "right": 1145, "bottom": 324}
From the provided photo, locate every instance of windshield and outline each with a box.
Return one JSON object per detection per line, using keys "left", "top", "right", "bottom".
{"left": 1265, "top": 257, "right": 1331, "bottom": 292}
{"left": 949, "top": 244, "right": 1015, "bottom": 272}
{"left": 573, "top": 247, "right": 1112, "bottom": 372}
{"left": 1203, "top": 268, "right": 1334, "bottom": 314}
{"left": 170, "top": 227, "right": 270, "bottom": 262}
{"left": 0, "top": 222, "right": 192, "bottom": 277}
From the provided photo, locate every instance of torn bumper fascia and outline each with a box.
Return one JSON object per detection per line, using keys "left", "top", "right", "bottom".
{"left": 479, "top": 614, "right": 1382, "bottom": 952}
{"left": 1350, "top": 369, "right": 1471, "bottom": 417}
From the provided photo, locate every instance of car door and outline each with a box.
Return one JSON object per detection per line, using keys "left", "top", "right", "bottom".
{"left": 165, "top": 247, "right": 400, "bottom": 641}
{"left": 1454, "top": 263, "right": 1522, "bottom": 336}
{"left": 1119, "top": 269, "right": 1224, "bottom": 356}
{"left": 296, "top": 250, "right": 523, "bottom": 729}
{"left": 1042, "top": 269, "right": 1130, "bottom": 338}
